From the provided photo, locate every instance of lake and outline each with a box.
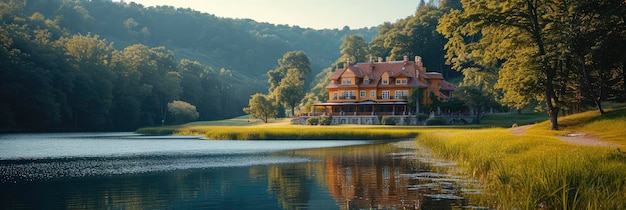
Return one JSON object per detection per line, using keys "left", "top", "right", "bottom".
{"left": 0, "top": 133, "right": 475, "bottom": 209}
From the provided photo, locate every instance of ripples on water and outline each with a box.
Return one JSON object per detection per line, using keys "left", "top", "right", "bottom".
{"left": 0, "top": 133, "right": 369, "bottom": 182}
{"left": 0, "top": 133, "right": 480, "bottom": 209}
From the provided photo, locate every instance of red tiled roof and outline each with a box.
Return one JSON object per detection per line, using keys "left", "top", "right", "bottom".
{"left": 328, "top": 61, "right": 435, "bottom": 89}
{"left": 425, "top": 72, "right": 444, "bottom": 79}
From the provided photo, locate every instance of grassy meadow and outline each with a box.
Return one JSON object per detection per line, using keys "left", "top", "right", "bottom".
{"left": 416, "top": 108, "right": 626, "bottom": 209}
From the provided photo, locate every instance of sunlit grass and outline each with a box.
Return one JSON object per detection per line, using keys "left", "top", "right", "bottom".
{"left": 480, "top": 111, "right": 548, "bottom": 127}
{"left": 416, "top": 129, "right": 626, "bottom": 209}
{"left": 417, "top": 107, "right": 626, "bottom": 209}
{"left": 175, "top": 125, "right": 427, "bottom": 140}
{"left": 526, "top": 107, "right": 626, "bottom": 149}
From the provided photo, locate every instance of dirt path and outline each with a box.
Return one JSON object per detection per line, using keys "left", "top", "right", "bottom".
{"left": 509, "top": 125, "right": 618, "bottom": 147}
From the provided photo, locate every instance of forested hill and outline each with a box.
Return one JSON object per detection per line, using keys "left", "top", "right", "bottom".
{"left": 17, "top": 0, "right": 378, "bottom": 77}
{"left": 0, "top": 0, "right": 378, "bottom": 131}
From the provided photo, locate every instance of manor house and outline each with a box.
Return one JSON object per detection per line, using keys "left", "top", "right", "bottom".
{"left": 303, "top": 56, "right": 456, "bottom": 125}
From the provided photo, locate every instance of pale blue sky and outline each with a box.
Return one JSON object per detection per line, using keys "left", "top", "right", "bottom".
{"left": 117, "top": 0, "right": 420, "bottom": 29}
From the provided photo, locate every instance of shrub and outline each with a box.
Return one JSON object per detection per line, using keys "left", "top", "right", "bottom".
{"left": 381, "top": 116, "right": 396, "bottom": 125}
{"left": 425, "top": 117, "right": 448, "bottom": 125}
{"left": 319, "top": 116, "right": 333, "bottom": 125}
{"left": 306, "top": 117, "right": 319, "bottom": 125}
{"left": 417, "top": 114, "right": 429, "bottom": 121}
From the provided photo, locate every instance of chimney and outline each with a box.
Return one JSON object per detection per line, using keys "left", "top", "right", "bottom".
{"left": 378, "top": 57, "right": 383, "bottom": 63}
{"left": 369, "top": 56, "right": 374, "bottom": 63}
{"left": 346, "top": 57, "right": 351, "bottom": 67}
{"left": 403, "top": 55, "right": 408, "bottom": 65}
{"left": 386, "top": 56, "right": 391, "bottom": 63}
{"left": 415, "top": 56, "right": 425, "bottom": 74}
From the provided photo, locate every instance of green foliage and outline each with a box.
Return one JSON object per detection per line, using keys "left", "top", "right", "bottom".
{"left": 305, "top": 117, "right": 319, "bottom": 125}
{"left": 425, "top": 117, "right": 448, "bottom": 125}
{"left": 339, "top": 34, "right": 368, "bottom": 64}
{"left": 480, "top": 112, "right": 548, "bottom": 127}
{"left": 167, "top": 100, "right": 199, "bottom": 125}
{"left": 274, "top": 68, "right": 306, "bottom": 117}
{"left": 0, "top": 0, "right": 379, "bottom": 132}
{"left": 381, "top": 116, "right": 396, "bottom": 125}
{"left": 243, "top": 93, "right": 278, "bottom": 123}
{"left": 319, "top": 116, "right": 333, "bottom": 125}
{"left": 454, "top": 86, "right": 497, "bottom": 124}
{"left": 416, "top": 114, "right": 429, "bottom": 121}
{"left": 437, "top": 0, "right": 626, "bottom": 130}
{"left": 268, "top": 51, "right": 311, "bottom": 117}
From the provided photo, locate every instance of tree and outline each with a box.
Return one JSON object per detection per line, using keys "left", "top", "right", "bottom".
{"left": 56, "top": 33, "right": 116, "bottom": 130}
{"left": 167, "top": 100, "right": 199, "bottom": 124}
{"left": 339, "top": 34, "right": 368, "bottom": 64}
{"left": 275, "top": 68, "right": 306, "bottom": 117}
{"left": 243, "top": 93, "right": 277, "bottom": 123}
{"left": 437, "top": 0, "right": 592, "bottom": 130}
{"left": 454, "top": 86, "right": 496, "bottom": 124}
{"left": 267, "top": 51, "right": 311, "bottom": 92}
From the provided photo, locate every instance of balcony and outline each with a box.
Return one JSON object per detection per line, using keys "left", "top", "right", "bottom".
{"left": 376, "top": 96, "right": 409, "bottom": 101}
{"left": 338, "top": 95, "right": 357, "bottom": 100}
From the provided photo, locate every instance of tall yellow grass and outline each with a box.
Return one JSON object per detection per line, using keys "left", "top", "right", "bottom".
{"left": 417, "top": 128, "right": 626, "bottom": 209}
{"left": 175, "top": 125, "right": 426, "bottom": 140}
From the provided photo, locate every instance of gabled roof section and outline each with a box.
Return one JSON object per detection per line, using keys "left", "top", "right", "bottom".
{"left": 425, "top": 72, "right": 444, "bottom": 79}
{"left": 325, "top": 57, "right": 454, "bottom": 90}
{"left": 441, "top": 80, "right": 456, "bottom": 91}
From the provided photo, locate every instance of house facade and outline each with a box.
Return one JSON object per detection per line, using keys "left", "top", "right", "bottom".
{"left": 300, "top": 56, "right": 456, "bottom": 125}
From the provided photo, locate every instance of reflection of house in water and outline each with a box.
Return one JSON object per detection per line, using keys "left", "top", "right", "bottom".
{"left": 324, "top": 150, "right": 465, "bottom": 209}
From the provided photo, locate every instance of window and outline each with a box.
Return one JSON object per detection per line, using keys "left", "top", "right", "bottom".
{"left": 333, "top": 92, "right": 338, "bottom": 100}
{"left": 364, "top": 79, "right": 369, "bottom": 84}
{"left": 342, "top": 78, "right": 352, "bottom": 85}
{"left": 395, "top": 90, "right": 408, "bottom": 99}
{"left": 346, "top": 91, "right": 354, "bottom": 99}
{"left": 382, "top": 91, "right": 390, "bottom": 99}
{"left": 395, "top": 79, "right": 407, "bottom": 84}
{"left": 370, "top": 90, "right": 375, "bottom": 98}
{"left": 360, "top": 90, "right": 366, "bottom": 98}
{"left": 383, "top": 79, "right": 388, "bottom": 84}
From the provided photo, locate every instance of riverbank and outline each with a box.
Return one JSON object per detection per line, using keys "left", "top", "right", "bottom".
{"left": 135, "top": 111, "right": 547, "bottom": 140}
{"left": 416, "top": 108, "right": 626, "bottom": 209}
{"left": 135, "top": 108, "right": 626, "bottom": 208}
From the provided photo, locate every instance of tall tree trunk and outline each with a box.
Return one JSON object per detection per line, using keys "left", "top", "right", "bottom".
{"left": 623, "top": 60, "right": 626, "bottom": 97}
{"left": 527, "top": 0, "right": 559, "bottom": 130}
{"left": 580, "top": 54, "right": 604, "bottom": 114}
{"left": 546, "top": 69, "right": 560, "bottom": 130}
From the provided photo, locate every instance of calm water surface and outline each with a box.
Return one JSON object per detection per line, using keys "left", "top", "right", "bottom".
{"left": 0, "top": 133, "right": 474, "bottom": 209}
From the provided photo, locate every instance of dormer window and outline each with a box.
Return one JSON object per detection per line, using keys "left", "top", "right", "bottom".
{"left": 342, "top": 78, "right": 352, "bottom": 85}
{"left": 383, "top": 79, "right": 388, "bottom": 84}
{"left": 364, "top": 79, "right": 369, "bottom": 84}
{"left": 395, "top": 79, "right": 407, "bottom": 84}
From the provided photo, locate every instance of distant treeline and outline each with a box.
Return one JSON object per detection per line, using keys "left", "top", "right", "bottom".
{"left": 0, "top": 0, "right": 378, "bottom": 131}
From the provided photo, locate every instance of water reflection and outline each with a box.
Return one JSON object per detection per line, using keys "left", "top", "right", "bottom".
{"left": 299, "top": 142, "right": 468, "bottom": 209}
{"left": 0, "top": 135, "right": 472, "bottom": 210}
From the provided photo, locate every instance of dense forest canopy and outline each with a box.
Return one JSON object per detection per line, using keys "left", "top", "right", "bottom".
{"left": 0, "top": 0, "right": 378, "bottom": 131}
